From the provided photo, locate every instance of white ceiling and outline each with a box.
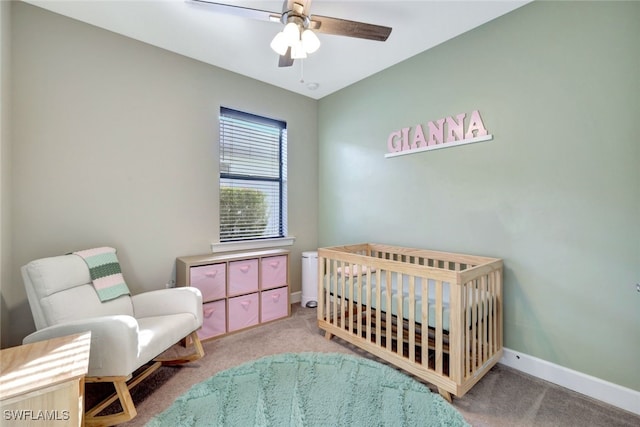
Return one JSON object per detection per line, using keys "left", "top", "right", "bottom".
{"left": 23, "top": 0, "right": 530, "bottom": 99}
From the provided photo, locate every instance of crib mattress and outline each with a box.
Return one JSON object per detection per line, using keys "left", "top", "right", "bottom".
{"left": 325, "top": 272, "right": 453, "bottom": 331}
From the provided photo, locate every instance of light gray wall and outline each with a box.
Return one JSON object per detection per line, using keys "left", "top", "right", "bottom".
{"left": 3, "top": 2, "right": 318, "bottom": 347}
{"left": 318, "top": 1, "right": 639, "bottom": 390}
{"left": 1, "top": 0, "right": 12, "bottom": 347}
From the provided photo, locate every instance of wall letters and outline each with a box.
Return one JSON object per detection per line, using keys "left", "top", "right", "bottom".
{"left": 386, "top": 110, "right": 492, "bottom": 158}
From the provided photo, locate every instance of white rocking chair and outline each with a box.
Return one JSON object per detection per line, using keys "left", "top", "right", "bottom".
{"left": 21, "top": 251, "right": 204, "bottom": 426}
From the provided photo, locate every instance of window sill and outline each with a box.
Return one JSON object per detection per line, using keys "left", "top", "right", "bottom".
{"left": 211, "top": 236, "right": 296, "bottom": 253}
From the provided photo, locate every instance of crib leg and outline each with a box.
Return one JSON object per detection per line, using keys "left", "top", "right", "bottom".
{"left": 438, "top": 388, "right": 452, "bottom": 403}
{"left": 324, "top": 331, "right": 334, "bottom": 340}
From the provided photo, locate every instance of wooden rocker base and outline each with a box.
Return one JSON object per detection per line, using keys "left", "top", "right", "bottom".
{"left": 84, "top": 331, "right": 204, "bottom": 427}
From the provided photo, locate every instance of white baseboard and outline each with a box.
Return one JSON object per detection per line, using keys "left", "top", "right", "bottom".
{"left": 500, "top": 348, "right": 640, "bottom": 415}
{"left": 290, "top": 290, "right": 301, "bottom": 304}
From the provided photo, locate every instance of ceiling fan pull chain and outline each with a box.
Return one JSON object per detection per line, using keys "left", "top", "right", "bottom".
{"left": 299, "top": 59, "right": 305, "bottom": 84}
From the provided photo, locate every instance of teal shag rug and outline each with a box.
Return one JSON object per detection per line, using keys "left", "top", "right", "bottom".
{"left": 146, "top": 353, "right": 469, "bottom": 427}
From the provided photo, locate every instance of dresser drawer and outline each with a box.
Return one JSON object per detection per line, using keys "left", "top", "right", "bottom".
{"left": 228, "top": 259, "right": 259, "bottom": 296}
{"left": 261, "top": 255, "right": 287, "bottom": 290}
{"left": 190, "top": 263, "right": 226, "bottom": 302}
{"left": 198, "top": 300, "right": 226, "bottom": 340}
{"left": 261, "top": 287, "right": 289, "bottom": 323}
{"left": 228, "top": 293, "right": 259, "bottom": 332}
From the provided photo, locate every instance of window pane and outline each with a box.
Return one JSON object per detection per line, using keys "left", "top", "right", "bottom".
{"left": 220, "top": 117, "right": 281, "bottom": 178}
{"left": 220, "top": 179, "right": 281, "bottom": 241}
{"left": 219, "top": 108, "right": 286, "bottom": 242}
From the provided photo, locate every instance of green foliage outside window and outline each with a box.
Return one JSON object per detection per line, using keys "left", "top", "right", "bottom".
{"left": 220, "top": 187, "right": 268, "bottom": 240}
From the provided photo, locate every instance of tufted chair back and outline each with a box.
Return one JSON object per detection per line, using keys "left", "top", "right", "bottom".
{"left": 22, "top": 254, "right": 134, "bottom": 330}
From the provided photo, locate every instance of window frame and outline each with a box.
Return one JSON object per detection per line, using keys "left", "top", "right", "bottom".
{"left": 218, "top": 107, "right": 288, "bottom": 245}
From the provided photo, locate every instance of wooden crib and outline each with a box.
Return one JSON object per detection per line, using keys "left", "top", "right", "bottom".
{"left": 317, "top": 243, "right": 503, "bottom": 401}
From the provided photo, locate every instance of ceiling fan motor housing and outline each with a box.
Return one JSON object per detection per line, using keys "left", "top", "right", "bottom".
{"left": 280, "top": 5, "right": 311, "bottom": 29}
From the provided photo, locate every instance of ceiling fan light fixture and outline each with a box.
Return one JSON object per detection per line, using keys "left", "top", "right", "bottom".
{"left": 283, "top": 22, "right": 301, "bottom": 44}
{"left": 290, "top": 39, "right": 307, "bottom": 59}
{"left": 270, "top": 31, "right": 289, "bottom": 56}
{"left": 301, "top": 29, "right": 320, "bottom": 54}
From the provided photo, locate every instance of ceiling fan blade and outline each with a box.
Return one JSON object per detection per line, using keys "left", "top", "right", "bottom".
{"left": 310, "top": 15, "right": 392, "bottom": 42}
{"left": 188, "top": 0, "right": 280, "bottom": 22}
{"left": 278, "top": 47, "right": 294, "bottom": 67}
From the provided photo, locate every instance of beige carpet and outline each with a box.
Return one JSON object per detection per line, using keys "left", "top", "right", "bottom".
{"left": 89, "top": 304, "right": 639, "bottom": 426}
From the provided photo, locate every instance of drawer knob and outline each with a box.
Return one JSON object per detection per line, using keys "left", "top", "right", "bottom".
{"left": 271, "top": 293, "right": 281, "bottom": 303}
{"left": 269, "top": 261, "right": 280, "bottom": 268}
{"left": 240, "top": 300, "right": 252, "bottom": 310}
{"left": 240, "top": 265, "right": 251, "bottom": 273}
{"left": 205, "top": 271, "right": 217, "bottom": 277}
{"left": 203, "top": 307, "right": 216, "bottom": 317}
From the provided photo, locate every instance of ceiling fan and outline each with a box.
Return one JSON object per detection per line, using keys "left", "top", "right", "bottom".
{"left": 189, "top": 0, "right": 392, "bottom": 67}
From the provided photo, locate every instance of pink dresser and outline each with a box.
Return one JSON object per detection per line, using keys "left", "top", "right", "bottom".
{"left": 176, "top": 249, "right": 290, "bottom": 341}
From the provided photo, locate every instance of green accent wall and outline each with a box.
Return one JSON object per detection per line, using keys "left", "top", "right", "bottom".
{"left": 318, "top": 1, "right": 639, "bottom": 390}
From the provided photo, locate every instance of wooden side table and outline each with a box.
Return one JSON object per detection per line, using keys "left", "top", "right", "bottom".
{"left": 1, "top": 332, "right": 91, "bottom": 426}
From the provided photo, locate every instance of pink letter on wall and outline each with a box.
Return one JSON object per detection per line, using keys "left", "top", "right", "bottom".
{"left": 401, "top": 127, "right": 411, "bottom": 151}
{"left": 427, "top": 119, "right": 445, "bottom": 146}
{"left": 412, "top": 124, "right": 426, "bottom": 149}
{"left": 465, "top": 110, "right": 488, "bottom": 138}
{"left": 387, "top": 130, "right": 402, "bottom": 152}
{"left": 445, "top": 113, "right": 466, "bottom": 142}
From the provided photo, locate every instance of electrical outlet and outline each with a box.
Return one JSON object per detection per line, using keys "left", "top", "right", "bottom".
{"left": 637, "top": 283, "right": 640, "bottom": 293}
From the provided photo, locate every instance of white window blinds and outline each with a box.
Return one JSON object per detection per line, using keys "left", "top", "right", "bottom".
{"left": 219, "top": 107, "right": 287, "bottom": 242}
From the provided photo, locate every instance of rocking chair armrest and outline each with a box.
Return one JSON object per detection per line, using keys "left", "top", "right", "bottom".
{"left": 131, "top": 287, "right": 203, "bottom": 325}
{"left": 22, "top": 315, "right": 144, "bottom": 377}
{"left": 23, "top": 315, "right": 139, "bottom": 344}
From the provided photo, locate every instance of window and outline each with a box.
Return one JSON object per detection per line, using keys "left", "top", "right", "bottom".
{"left": 219, "top": 107, "right": 287, "bottom": 242}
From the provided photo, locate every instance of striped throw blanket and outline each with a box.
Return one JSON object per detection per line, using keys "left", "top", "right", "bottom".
{"left": 73, "top": 247, "right": 131, "bottom": 302}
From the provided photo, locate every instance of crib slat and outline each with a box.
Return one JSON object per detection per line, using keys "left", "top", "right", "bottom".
{"left": 476, "top": 278, "right": 482, "bottom": 367}
{"left": 435, "top": 280, "right": 443, "bottom": 375}
{"left": 480, "top": 278, "right": 485, "bottom": 367}
{"left": 355, "top": 264, "right": 362, "bottom": 337}
{"left": 471, "top": 279, "right": 478, "bottom": 373}
{"left": 322, "top": 257, "right": 326, "bottom": 320}
{"left": 340, "top": 261, "right": 346, "bottom": 330}
{"left": 318, "top": 256, "right": 325, "bottom": 322}
{"left": 498, "top": 270, "right": 503, "bottom": 350}
{"left": 365, "top": 266, "right": 372, "bottom": 343}
{"left": 481, "top": 275, "right": 488, "bottom": 363}
{"left": 408, "top": 275, "right": 416, "bottom": 363}
{"left": 375, "top": 269, "right": 382, "bottom": 347}
{"left": 449, "top": 276, "right": 464, "bottom": 385}
{"left": 480, "top": 278, "right": 485, "bottom": 366}
{"left": 396, "top": 272, "right": 403, "bottom": 358}
{"left": 325, "top": 257, "right": 331, "bottom": 323}
{"left": 333, "top": 259, "right": 339, "bottom": 327}
{"left": 488, "top": 273, "right": 494, "bottom": 357}
{"left": 385, "top": 270, "right": 392, "bottom": 350}
{"left": 333, "top": 260, "right": 342, "bottom": 326}
{"left": 421, "top": 277, "right": 428, "bottom": 368}
{"left": 348, "top": 264, "right": 354, "bottom": 335}
{"left": 494, "top": 270, "right": 502, "bottom": 352}
{"left": 465, "top": 281, "right": 472, "bottom": 378}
